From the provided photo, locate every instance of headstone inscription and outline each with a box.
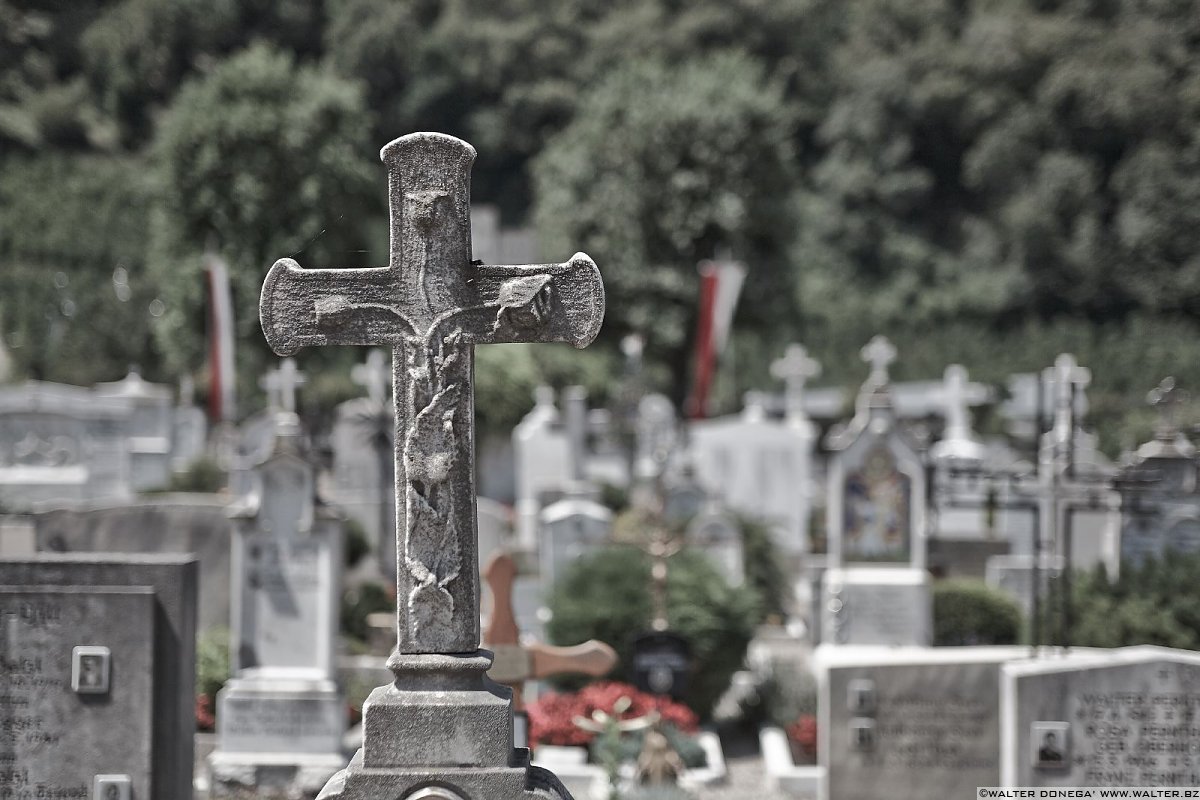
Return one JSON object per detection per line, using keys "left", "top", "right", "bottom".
{"left": 821, "top": 567, "right": 932, "bottom": 646}
{"left": 257, "top": 131, "right": 604, "bottom": 799}
{"left": 1002, "top": 646, "right": 1200, "bottom": 787}
{"left": 0, "top": 553, "right": 198, "bottom": 800}
{"left": 818, "top": 645, "right": 1031, "bottom": 800}
{"left": 631, "top": 631, "right": 692, "bottom": 701}
{"left": 209, "top": 410, "right": 346, "bottom": 799}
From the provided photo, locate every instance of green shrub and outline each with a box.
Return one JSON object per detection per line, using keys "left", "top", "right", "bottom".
{"left": 1063, "top": 554, "right": 1200, "bottom": 650}
{"left": 196, "top": 626, "right": 231, "bottom": 704}
{"left": 546, "top": 547, "right": 759, "bottom": 719}
{"left": 734, "top": 514, "right": 789, "bottom": 621}
{"left": 933, "top": 579, "right": 1021, "bottom": 646}
{"left": 343, "top": 517, "right": 371, "bottom": 568}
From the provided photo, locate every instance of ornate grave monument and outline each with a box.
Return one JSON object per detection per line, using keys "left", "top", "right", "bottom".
{"left": 823, "top": 337, "right": 932, "bottom": 646}
{"left": 259, "top": 131, "right": 604, "bottom": 799}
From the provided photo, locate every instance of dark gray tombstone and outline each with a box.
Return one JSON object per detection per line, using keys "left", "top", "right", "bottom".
{"left": 631, "top": 630, "right": 691, "bottom": 701}
{"left": 0, "top": 553, "right": 198, "bottom": 800}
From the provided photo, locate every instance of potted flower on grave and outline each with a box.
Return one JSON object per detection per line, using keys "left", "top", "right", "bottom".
{"left": 785, "top": 713, "right": 818, "bottom": 765}
{"left": 528, "top": 681, "right": 705, "bottom": 766}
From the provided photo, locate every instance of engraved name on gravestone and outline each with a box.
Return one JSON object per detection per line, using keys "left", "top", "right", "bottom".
{"left": 1003, "top": 647, "right": 1200, "bottom": 788}
{"left": 0, "top": 555, "right": 198, "bottom": 800}
{"left": 258, "top": 132, "right": 602, "bottom": 799}
{"left": 821, "top": 647, "right": 1029, "bottom": 800}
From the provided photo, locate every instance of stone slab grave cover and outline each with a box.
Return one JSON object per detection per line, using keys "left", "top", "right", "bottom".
{"left": 209, "top": 375, "right": 347, "bottom": 799}
{"left": 0, "top": 553, "right": 198, "bottom": 800}
{"left": 816, "top": 645, "right": 1032, "bottom": 800}
{"left": 1002, "top": 646, "right": 1200, "bottom": 788}
{"left": 257, "top": 131, "right": 604, "bottom": 799}
{"left": 821, "top": 567, "right": 932, "bottom": 646}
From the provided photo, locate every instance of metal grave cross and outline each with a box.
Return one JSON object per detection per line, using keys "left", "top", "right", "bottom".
{"left": 352, "top": 348, "right": 391, "bottom": 406}
{"left": 771, "top": 343, "right": 820, "bottom": 423}
{"left": 482, "top": 552, "right": 617, "bottom": 711}
{"left": 260, "top": 132, "right": 604, "bottom": 654}
{"left": 860, "top": 335, "right": 896, "bottom": 388}
{"left": 260, "top": 357, "right": 306, "bottom": 414}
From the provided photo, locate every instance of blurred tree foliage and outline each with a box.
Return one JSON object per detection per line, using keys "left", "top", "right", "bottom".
{"left": 1, "top": 0, "right": 1198, "bottom": 446}
{"left": 150, "top": 43, "right": 376, "bottom": 391}
{"left": 1065, "top": 553, "right": 1200, "bottom": 650}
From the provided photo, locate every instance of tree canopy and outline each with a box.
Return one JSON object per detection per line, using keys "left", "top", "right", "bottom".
{"left": 2, "top": 0, "right": 1199, "bottom": 447}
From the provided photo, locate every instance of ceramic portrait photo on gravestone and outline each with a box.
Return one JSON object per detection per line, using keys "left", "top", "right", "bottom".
{"left": 71, "top": 645, "right": 111, "bottom": 694}
{"left": 850, "top": 717, "right": 876, "bottom": 752}
{"left": 1031, "top": 721, "right": 1071, "bottom": 769}
{"left": 847, "top": 678, "right": 876, "bottom": 714}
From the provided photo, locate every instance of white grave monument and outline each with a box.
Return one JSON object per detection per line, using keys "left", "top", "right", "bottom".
{"left": 513, "top": 385, "right": 570, "bottom": 552}
{"left": 209, "top": 373, "right": 346, "bottom": 798}
{"left": 823, "top": 336, "right": 931, "bottom": 646}
{"left": 690, "top": 339, "right": 819, "bottom": 556}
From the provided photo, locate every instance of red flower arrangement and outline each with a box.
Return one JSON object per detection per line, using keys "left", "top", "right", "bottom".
{"left": 785, "top": 713, "right": 818, "bottom": 763}
{"left": 527, "top": 681, "right": 699, "bottom": 748}
{"left": 196, "top": 694, "right": 216, "bottom": 732}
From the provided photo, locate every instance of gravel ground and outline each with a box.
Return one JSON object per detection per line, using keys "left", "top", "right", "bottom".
{"left": 690, "top": 731, "right": 786, "bottom": 800}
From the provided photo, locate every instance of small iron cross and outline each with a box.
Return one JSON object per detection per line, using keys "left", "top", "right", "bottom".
{"left": 482, "top": 552, "right": 617, "bottom": 710}
{"left": 260, "top": 133, "right": 604, "bottom": 654}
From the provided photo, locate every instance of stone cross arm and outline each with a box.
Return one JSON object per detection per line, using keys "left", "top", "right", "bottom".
{"left": 261, "top": 253, "right": 603, "bottom": 356}
{"left": 259, "top": 132, "right": 605, "bottom": 656}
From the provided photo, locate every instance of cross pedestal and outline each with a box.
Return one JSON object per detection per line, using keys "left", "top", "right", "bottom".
{"left": 260, "top": 132, "right": 604, "bottom": 800}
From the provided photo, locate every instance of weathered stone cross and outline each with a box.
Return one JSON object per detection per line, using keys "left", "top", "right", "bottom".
{"left": 260, "top": 357, "right": 306, "bottom": 414}
{"left": 770, "top": 343, "right": 820, "bottom": 425}
{"left": 860, "top": 335, "right": 896, "bottom": 388}
{"left": 352, "top": 349, "right": 392, "bottom": 406}
{"left": 260, "top": 132, "right": 604, "bottom": 656}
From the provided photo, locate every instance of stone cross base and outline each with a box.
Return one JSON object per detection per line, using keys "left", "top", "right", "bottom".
{"left": 317, "top": 651, "right": 573, "bottom": 800}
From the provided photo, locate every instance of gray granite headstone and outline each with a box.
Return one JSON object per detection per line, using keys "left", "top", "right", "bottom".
{"left": 0, "top": 553, "right": 198, "bottom": 800}
{"left": 818, "top": 645, "right": 1030, "bottom": 800}
{"left": 257, "top": 131, "right": 603, "bottom": 799}
{"left": 1003, "top": 646, "right": 1200, "bottom": 787}
{"left": 539, "top": 496, "right": 612, "bottom": 592}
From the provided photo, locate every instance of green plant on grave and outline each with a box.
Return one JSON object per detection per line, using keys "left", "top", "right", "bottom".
{"left": 195, "top": 626, "right": 231, "bottom": 729}
{"left": 932, "top": 579, "right": 1021, "bottom": 646}
{"left": 159, "top": 457, "right": 225, "bottom": 494}
{"left": 732, "top": 513, "right": 789, "bottom": 622}
{"left": 546, "top": 547, "right": 759, "bottom": 719}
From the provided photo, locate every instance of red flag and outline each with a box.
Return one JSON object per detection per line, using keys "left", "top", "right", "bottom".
{"left": 686, "top": 259, "right": 746, "bottom": 419}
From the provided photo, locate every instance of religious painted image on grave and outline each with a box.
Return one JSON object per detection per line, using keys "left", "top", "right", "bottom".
{"left": 631, "top": 631, "right": 691, "bottom": 700}
{"left": 843, "top": 444, "right": 911, "bottom": 562}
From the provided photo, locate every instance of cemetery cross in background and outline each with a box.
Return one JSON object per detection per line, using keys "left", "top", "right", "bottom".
{"left": 261, "top": 132, "right": 604, "bottom": 654}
